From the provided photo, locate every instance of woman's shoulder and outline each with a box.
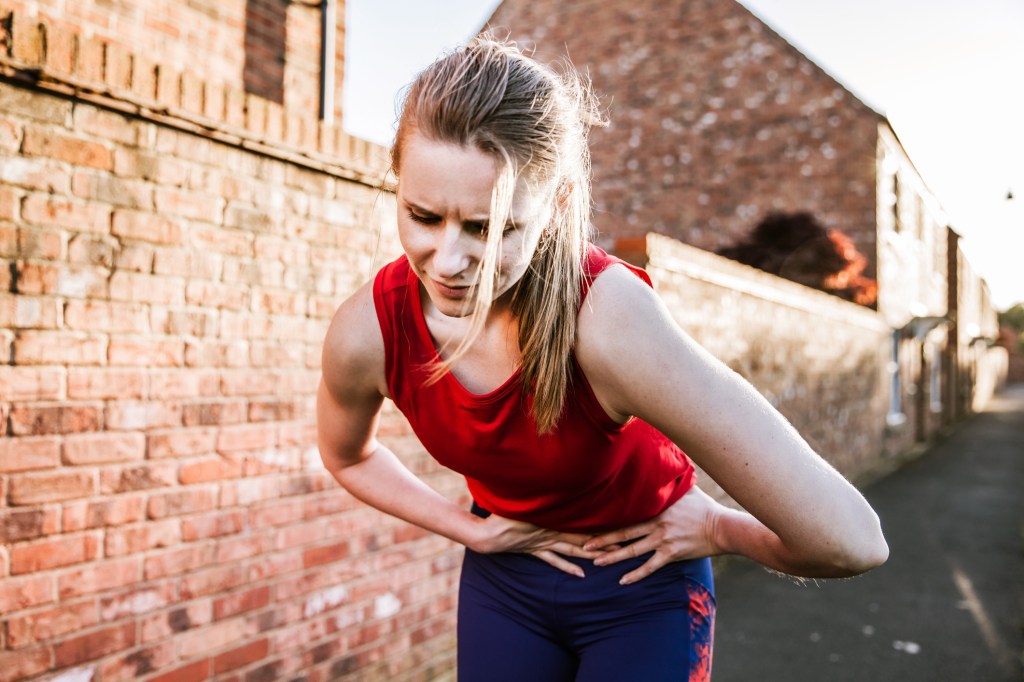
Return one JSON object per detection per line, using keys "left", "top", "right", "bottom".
{"left": 322, "top": 278, "right": 388, "bottom": 400}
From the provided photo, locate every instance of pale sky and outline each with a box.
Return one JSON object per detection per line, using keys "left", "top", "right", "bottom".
{"left": 343, "top": 0, "right": 1024, "bottom": 310}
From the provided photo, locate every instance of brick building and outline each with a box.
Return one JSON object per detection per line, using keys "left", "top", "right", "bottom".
{"left": 0, "top": 2, "right": 1007, "bottom": 681}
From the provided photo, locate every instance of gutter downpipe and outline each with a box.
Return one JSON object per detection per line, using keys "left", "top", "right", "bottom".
{"left": 319, "top": 0, "right": 337, "bottom": 124}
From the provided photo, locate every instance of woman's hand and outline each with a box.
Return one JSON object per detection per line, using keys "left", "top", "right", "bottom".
{"left": 583, "top": 486, "right": 723, "bottom": 585}
{"left": 471, "top": 513, "right": 608, "bottom": 578}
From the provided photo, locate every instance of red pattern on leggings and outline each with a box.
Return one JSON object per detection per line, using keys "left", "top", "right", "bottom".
{"left": 688, "top": 581, "right": 716, "bottom": 681}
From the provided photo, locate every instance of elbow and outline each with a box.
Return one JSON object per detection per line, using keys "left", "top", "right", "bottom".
{"left": 829, "top": 518, "right": 889, "bottom": 577}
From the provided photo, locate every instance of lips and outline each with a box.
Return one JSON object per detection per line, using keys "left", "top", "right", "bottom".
{"left": 431, "top": 279, "right": 472, "bottom": 300}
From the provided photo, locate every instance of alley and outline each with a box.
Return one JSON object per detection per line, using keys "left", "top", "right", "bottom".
{"left": 712, "top": 384, "right": 1024, "bottom": 681}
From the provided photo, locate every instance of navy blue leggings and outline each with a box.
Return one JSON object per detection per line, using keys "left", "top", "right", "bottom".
{"left": 457, "top": 509, "right": 715, "bottom": 681}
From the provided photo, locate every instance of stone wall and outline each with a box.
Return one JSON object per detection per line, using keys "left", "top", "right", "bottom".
{"left": 644, "top": 234, "right": 893, "bottom": 493}
{"left": 0, "top": 9, "right": 464, "bottom": 682}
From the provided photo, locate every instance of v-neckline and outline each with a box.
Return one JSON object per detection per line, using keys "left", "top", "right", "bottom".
{"left": 408, "top": 265, "right": 522, "bottom": 403}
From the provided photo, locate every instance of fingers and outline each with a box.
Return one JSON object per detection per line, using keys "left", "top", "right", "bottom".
{"left": 533, "top": 550, "right": 585, "bottom": 578}
{"left": 592, "top": 536, "right": 659, "bottom": 567}
{"left": 618, "top": 552, "right": 670, "bottom": 586}
{"left": 583, "top": 522, "right": 654, "bottom": 552}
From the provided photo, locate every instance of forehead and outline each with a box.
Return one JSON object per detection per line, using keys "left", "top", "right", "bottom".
{"left": 397, "top": 133, "right": 550, "bottom": 218}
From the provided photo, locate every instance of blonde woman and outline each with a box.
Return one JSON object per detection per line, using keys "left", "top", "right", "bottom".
{"left": 317, "top": 36, "right": 888, "bottom": 681}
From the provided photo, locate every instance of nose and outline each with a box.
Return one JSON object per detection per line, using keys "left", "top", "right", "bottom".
{"left": 432, "top": 223, "right": 475, "bottom": 280}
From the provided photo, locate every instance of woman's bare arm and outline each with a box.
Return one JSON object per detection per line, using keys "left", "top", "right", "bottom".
{"left": 575, "top": 265, "right": 888, "bottom": 581}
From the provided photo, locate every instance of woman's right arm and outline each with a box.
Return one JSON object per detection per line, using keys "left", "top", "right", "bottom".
{"left": 317, "top": 281, "right": 485, "bottom": 546}
{"left": 317, "top": 282, "right": 595, "bottom": 573}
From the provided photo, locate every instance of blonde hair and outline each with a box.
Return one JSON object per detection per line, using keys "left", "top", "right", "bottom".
{"left": 391, "top": 35, "right": 604, "bottom": 433}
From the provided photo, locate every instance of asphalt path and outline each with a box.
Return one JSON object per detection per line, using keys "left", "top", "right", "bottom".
{"left": 711, "top": 384, "right": 1024, "bottom": 682}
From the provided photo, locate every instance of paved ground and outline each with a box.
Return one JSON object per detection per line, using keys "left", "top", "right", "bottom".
{"left": 711, "top": 384, "right": 1024, "bottom": 682}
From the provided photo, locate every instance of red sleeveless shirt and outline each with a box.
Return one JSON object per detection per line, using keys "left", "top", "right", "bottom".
{"left": 372, "top": 244, "right": 695, "bottom": 533}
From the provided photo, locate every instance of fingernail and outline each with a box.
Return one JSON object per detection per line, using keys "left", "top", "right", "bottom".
{"left": 619, "top": 578, "right": 630, "bottom": 586}
{"left": 583, "top": 543, "right": 595, "bottom": 551}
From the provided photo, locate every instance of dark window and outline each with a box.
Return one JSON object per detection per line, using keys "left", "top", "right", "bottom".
{"left": 244, "top": 0, "right": 288, "bottom": 104}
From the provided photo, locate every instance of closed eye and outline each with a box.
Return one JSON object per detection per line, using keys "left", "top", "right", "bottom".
{"left": 406, "top": 209, "right": 440, "bottom": 225}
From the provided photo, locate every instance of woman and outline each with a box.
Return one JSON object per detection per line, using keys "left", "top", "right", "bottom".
{"left": 317, "top": 36, "right": 888, "bottom": 681}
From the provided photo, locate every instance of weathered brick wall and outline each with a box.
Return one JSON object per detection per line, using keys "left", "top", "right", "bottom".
{"left": 644, "top": 234, "right": 894, "bottom": 491}
{"left": 0, "top": 9, "right": 464, "bottom": 682}
{"left": 0, "top": 0, "right": 344, "bottom": 121}
{"left": 487, "top": 0, "right": 882, "bottom": 277}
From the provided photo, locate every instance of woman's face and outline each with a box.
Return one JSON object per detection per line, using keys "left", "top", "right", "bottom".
{"left": 395, "top": 132, "right": 553, "bottom": 318}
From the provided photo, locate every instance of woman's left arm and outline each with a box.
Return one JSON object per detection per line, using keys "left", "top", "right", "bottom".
{"left": 575, "top": 265, "right": 889, "bottom": 583}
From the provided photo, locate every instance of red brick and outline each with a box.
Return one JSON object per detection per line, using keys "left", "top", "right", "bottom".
{"left": 71, "top": 171, "right": 154, "bottom": 210}
{"left": 184, "top": 279, "right": 249, "bottom": 310}
{"left": 57, "top": 557, "right": 140, "bottom": 599}
{"left": 104, "top": 43, "right": 134, "bottom": 92}
{"left": 13, "top": 330, "right": 106, "bottom": 365}
{"left": 147, "top": 428, "right": 218, "bottom": 459}
{"left": 75, "top": 104, "right": 137, "bottom": 146}
{"left": 105, "top": 519, "right": 181, "bottom": 556}
{"left": 154, "top": 187, "right": 225, "bottom": 221}
{"left": 10, "top": 531, "right": 101, "bottom": 573}
{"left": 97, "top": 640, "right": 176, "bottom": 681}
{"left": 0, "top": 646, "right": 52, "bottom": 682}
{"left": 0, "top": 436, "right": 62, "bottom": 473}
{"left": 188, "top": 224, "right": 252, "bottom": 257}
{"left": 8, "top": 469, "right": 96, "bottom": 505}
{"left": 0, "top": 292, "right": 62, "bottom": 329}
{"left": 180, "top": 510, "right": 245, "bottom": 541}
{"left": 17, "top": 225, "right": 65, "bottom": 259}
{"left": 143, "top": 543, "right": 215, "bottom": 580}
{"left": 180, "top": 564, "right": 247, "bottom": 600}
{"left": 65, "top": 494, "right": 145, "bottom": 530}
{"left": 20, "top": 192, "right": 111, "bottom": 232}
{"left": 113, "top": 149, "right": 188, "bottom": 185}
{"left": 14, "top": 261, "right": 108, "bottom": 298}
{"left": 75, "top": 35, "right": 105, "bottom": 83}
{"left": 100, "top": 462, "right": 177, "bottom": 494}
{"left": 112, "top": 209, "right": 183, "bottom": 245}
{"left": 131, "top": 54, "right": 159, "bottom": 102}
{"left": 104, "top": 401, "right": 183, "bottom": 431}
{"left": 54, "top": 621, "right": 136, "bottom": 667}
{"left": 63, "top": 432, "right": 146, "bottom": 465}
{"left": 43, "top": 22, "right": 77, "bottom": 76}
{"left": 0, "top": 506, "right": 60, "bottom": 543}
{"left": 0, "top": 156, "right": 70, "bottom": 193}
{"left": 149, "top": 369, "right": 219, "bottom": 398}
{"left": 181, "top": 401, "right": 246, "bottom": 427}
{"left": 140, "top": 599, "right": 213, "bottom": 642}
{"left": 178, "top": 456, "right": 243, "bottom": 484}
{"left": 214, "top": 638, "right": 269, "bottom": 674}
{"left": 214, "top": 533, "right": 268, "bottom": 563}
{"left": 68, "top": 367, "right": 147, "bottom": 399}
{"left": 0, "top": 573, "right": 56, "bottom": 613}
{"left": 23, "top": 126, "right": 113, "bottom": 170}
{"left": 0, "top": 186, "right": 19, "bottom": 220}
{"left": 249, "top": 498, "right": 304, "bottom": 528}
{"left": 10, "top": 13, "right": 44, "bottom": 64}
{"left": 216, "top": 424, "right": 278, "bottom": 454}
{"left": 147, "top": 486, "right": 217, "bottom": 518}
{"left": 148, "top": 658, "right": 210, "bottom": 682}
{"left": 100, "top": 581, "right": 175, "bottom": 620}
{"left": 109, "top": 272, "right": 186, "bottom": 306}
{"left": 108, "top": 336, "right": 185, "bottom": 366}
{"left": 213, "top": 586, "right": 270, "bottom": 621}
{"left": 8, "top": 403, "right": 103, "bottom": 436}
{"left": 67, "top": 233, "right": 115, "bottom": 268}
{"left": 6, "top": 599, "right": 100, "bottom": 648}
{"left": 303, "top": 541, "right": 350, "bottom": 569}
{"left": 0, "top": 117, "right": 21, "bottom": 153}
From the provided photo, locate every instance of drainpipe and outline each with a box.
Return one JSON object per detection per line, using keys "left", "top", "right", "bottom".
{"left": 319, "top": 0, "right": 337, "bottom": 124}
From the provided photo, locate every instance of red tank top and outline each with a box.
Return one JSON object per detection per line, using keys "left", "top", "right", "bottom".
{"left": 372, "top": 244, "right": 695, "bottom": 533}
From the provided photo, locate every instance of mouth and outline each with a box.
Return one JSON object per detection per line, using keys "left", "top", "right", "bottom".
{"left": 431, "top": 279, "right": 473, "bottom": 300}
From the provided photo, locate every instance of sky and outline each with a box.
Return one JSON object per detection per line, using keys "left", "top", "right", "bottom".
{"left": 342, "top": 0, "right": 1024, "bottom": 310}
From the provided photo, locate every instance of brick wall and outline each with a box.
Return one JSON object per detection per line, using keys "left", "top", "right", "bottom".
{"left": 486, "top": 0, "right": 882, "bottom": 278}
{"left": 0, "top": 8, "right": 464, "bottom": 682}
{"left": 0, "top": 0, "right": 344, "bottom": 121}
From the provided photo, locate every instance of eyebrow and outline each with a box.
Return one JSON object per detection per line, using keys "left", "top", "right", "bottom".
{"left": 404, "top": 199, "right": 517, "bottom": 229}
